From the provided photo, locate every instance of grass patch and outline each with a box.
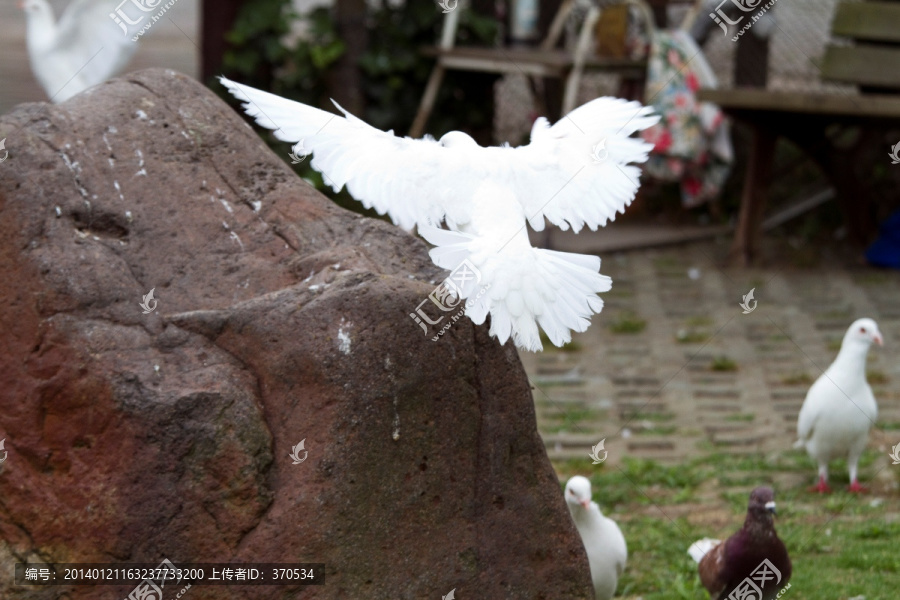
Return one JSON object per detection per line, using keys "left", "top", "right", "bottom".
{"left": 676, "top": 329, "right": 709, "bottom": 344}
{"left": 867, "top": 369, "right": 889, "bottom": 385}
{"left": 544, "top": 407, "right": 594, "bottom": 433}
{"left": 710, "top": 356, "right": 738, "bottom": 372}
{"left": 610, "top": 313, "right": 647, "bottom": 334}
{"left": 684, "top": 316, "right": 714, "bottom": 327}
{"left": 781, "top": 372, "right": 814, "bottom": 385}
{"left": 724, "top": 413, "right": 755, "bottom": 422}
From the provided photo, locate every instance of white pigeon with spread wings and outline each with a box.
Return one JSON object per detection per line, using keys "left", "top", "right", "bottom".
{"left": 22, "top": 0, "right": 138, "bottom": 103}
{"left": 795, "top": 318, "right": 882, "bottom": 493}
{"left": 565, "top": 476, "right": 627, "bottom": 600}
{"left": 220, "top": 77, "right": 658, "bottom": 351}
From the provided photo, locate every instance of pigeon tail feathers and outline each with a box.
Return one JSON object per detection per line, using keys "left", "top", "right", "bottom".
{"left": 419, "top": 225, "right": 610, "bottom": 352}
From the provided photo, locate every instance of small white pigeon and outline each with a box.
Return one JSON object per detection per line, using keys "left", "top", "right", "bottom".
{"left": 794, "top": 318, "right": 883, "bottom": 493}
{"left": 219, "top": 77, "right": 658, "bottom": 351}
{"left": 564, "top": 476, "right": 627, "bottom": 600}
{"left": 22, "top": 0, "right": 138, "bottom": 103}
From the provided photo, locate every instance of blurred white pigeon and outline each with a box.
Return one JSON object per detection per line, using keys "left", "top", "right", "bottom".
{"left": 794, "top": 318, "right": 882, "bottom": 493}
{"left": 564, "top": 476, "right": 627, "bottom": 600}
{"left": 22, "top": 0, "right": 138, "bottom": 103}
{"left": 220, "top": 77, "right": 658, "bottom": 351}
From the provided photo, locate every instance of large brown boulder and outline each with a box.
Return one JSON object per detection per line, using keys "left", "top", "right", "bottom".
{"left": 0, "top": 69, "right": 592, "bottom": 599}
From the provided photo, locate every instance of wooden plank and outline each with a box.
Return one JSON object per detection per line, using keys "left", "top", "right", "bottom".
{"left": 698, "top": 88, "right": 900, "bottom": 118}
{"left": 821, "top": 45, "right": 900, "bottom": 88}
{"left": 439, "top": 56, "right": 565, "bottom": 77}
{"left": 421, "top": 46, "right": 645, "bottom": 72}
{"left": 831, "top": 2, "right": 900, "bottom": 43}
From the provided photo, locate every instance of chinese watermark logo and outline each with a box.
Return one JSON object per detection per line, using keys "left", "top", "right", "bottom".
{"left": 739, "top": 288, "right": 757, "bottom": 314}
{"left": 890, "top": 443, "right": 900, "bottom": 465}
{"left": 289, "top": 140, "right": 311, "bottom": 164}
{"left": 0, "top": 138, "right": 8, "bottom": 163}
{"left": 409, "top": 260, "right": 490, "bottom": 341}
{"left": 290, "top": 439, "right": 308, "bottom": 464}
{"left": 709, "top": 0, "right": 778, "bottom": 42}
{"left": 124, "top": 558, "right": 184, "bottom": 600}
{"left": 589, "top": 439, "right": 607, "bottom": 464}
{"left": 438, "top": 0, "right": 458, "bottom": 14}
{"left": 591, "top": 139, "right": 608, "bottom": 163}
{"left": 110, "top": 0, "right": 182, "bottom": 42}
{"left": 727, "top": 558, "right": 788, "bottom": 600}
{"left": 140, "top": 288, "right": 158, "bottom": 314}
{"left": 889, "top": 142, "right": 900, "bottom": 165}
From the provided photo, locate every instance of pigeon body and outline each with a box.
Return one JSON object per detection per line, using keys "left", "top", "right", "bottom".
{"left": 564, "top": 476, "right": 627, "bottom": 600}
{"left": 689, "top": 487, "right": 791, "bottom": 600}
{"left": 794, "top": 318, "right": 882, "bottom": 492}
{"left": 219, "top": 77, "right": 658, "bottom": 351}
{"left": 22, "top": 0, "right": 138, "bottom": 103}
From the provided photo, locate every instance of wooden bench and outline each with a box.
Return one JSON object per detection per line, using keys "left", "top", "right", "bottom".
{"left": 699, "top": 0, "right": 900, "bottom": 264}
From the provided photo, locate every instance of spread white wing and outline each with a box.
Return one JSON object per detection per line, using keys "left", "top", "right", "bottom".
{"left": 220, "top": 77, "right": 658, "bottom": 233}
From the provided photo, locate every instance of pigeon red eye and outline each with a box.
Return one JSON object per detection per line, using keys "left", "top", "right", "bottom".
{"left": 859, "top": 327, "right": 866, "bottom": 333}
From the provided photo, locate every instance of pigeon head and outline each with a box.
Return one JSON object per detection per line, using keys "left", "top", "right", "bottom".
{"left": 564, "top": 475, "right": 594, "bottom": 509}
{"left": 747, "top": 486, "right": 777, "bottom": 519}
{"left": 438, "top": 131, "right": 478, "bottom": 149}
{"left": 843, "top": 318, "right": 883, "bottom": 349}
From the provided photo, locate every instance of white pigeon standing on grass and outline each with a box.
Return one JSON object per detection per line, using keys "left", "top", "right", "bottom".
{"left": 795, "top": 318, "right": 883, "bottom": 493}
{"left": 22, "top": 0, "right": 138, "bottom": 103}
{"left": 564, "top": 476, "right": 627, "bottom": 600}
{"left": 219, "top": 77, "right": 658, "bottom": 351}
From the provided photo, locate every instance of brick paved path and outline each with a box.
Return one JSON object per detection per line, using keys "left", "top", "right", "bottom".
{"left": 519, "top": 240, "right": 900, "bottom": 477}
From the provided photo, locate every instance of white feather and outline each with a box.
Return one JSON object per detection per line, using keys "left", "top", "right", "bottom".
{"left": 687, "top": 538, "right": 721, "bottom": 563}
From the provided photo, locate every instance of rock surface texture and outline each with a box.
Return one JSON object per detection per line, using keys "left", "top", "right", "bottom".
{"left": 0, "top": 69, "right": 592, "bottom": 599}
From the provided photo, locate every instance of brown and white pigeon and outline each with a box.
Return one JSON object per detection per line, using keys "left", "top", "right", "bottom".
{"left": 794, "top": 318, "right": 882, "bottom": 493}
{"left": 688, "top": 487, "right": 791, "bottom": 600}
{"left": 564, "top": 476, "right": 627, "bottom": 600}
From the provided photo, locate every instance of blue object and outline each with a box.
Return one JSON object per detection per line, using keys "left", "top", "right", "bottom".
{"left": 866, "top": 209, "right": 900, "bottom": 268}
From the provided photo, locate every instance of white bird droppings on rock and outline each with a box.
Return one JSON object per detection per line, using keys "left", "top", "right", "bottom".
{"left": 337, "top": 322, "right": 351, "bottom": 355}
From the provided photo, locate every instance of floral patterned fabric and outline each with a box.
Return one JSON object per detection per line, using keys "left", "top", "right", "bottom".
{"left": 640, "top": 30, "right": 733, "bottom": 208}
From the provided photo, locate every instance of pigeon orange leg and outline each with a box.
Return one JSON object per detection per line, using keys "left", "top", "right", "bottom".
{"left": 848, "top": 480, "right": 868, "bottom": 493}
{"left": 809, "top": 466, "right": 831, "bottom": 493}
{"left": 809, "top": 477, "right": 831, "bottom": 494}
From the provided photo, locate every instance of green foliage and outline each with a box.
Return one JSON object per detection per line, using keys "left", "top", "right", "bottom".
{"left": 218, "top": 0, "right": 499, "bottom": 216}
{"left": 359, "top": 2, "right": 498, "bottom": 137}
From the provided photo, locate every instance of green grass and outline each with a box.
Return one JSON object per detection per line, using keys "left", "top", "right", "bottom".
{"left": 781, "top": 372, "right": 814, "bottom": 385}
{"left": 685, "top": 316, "right": 714, "bottom": 327}
{"left": 610, "top": 313, "right": 648, "bottom": 334}
{"left": 555, "top": 450, "right": 900, "bottom": 599}
{"left": 724, "top": 413, "right": 755, "bottom": 422}
{"left": 867, "top": 370, "right": 889, "bottom": 385}
{"left": 676, "top": 329, "right": 710, "bottom": 344}
{"left": 544, "top": 407, "right": 594, "bottom": 433}
{"left": 710, "top": 356, "right": 738, "bottom": 372}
